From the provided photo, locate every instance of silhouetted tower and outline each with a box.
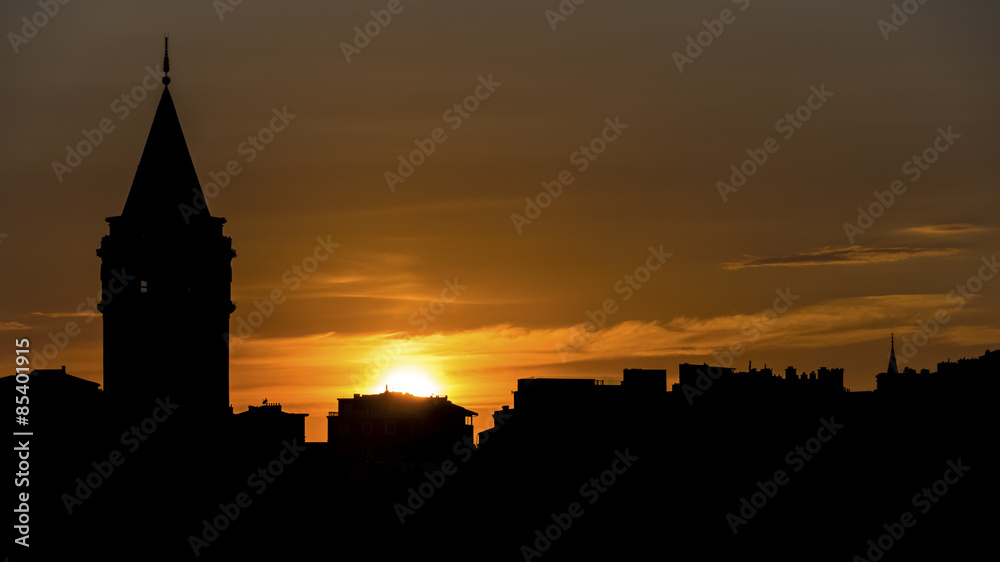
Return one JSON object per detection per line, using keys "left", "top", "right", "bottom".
{"left": 97, "top": 39, "right": 235, "bottom": 422}
{"left": 887, "top": 333, "right": 899, "bottom": 375}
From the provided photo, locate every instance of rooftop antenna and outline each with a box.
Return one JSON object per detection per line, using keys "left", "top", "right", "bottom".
{"left": 162, "top": 34, "right": 171, "bottom": 86}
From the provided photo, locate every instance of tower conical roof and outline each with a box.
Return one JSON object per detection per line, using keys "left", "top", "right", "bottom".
{"left": 120, "top": 55, "right": 210, "bottom": 227}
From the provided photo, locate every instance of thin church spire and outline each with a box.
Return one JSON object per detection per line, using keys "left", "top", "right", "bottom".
{"left": 887, "top": 333, "right": 899, "bottom": 374}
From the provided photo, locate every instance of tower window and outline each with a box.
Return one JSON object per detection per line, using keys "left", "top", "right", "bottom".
{"left": 140, "top": 280, "right": 148, "bottom": 293}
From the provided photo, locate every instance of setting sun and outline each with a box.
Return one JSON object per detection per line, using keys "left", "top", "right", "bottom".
{"left": 373, "top": 366, "right": 440, "bottom": 397}
{"left": 6, "top": 3, "right": 999, "bottom": 558}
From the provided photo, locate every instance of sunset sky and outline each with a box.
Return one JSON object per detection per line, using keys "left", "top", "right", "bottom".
{"left": 3, "top": 0, "right": 999, "bottom": 441}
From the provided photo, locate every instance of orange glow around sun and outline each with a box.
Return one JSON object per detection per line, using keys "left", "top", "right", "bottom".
{"left": 371, "top": 366, "right": 440, "bottom": 397}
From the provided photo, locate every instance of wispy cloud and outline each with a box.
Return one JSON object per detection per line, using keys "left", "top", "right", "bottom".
{"left": 0, "top": 321, "right": 30, "bottom": 330}
{"left": 218, "top": 291, "right": 982, "bottom": 440}
{"left": 31, "top": 311, "right": 99, "bottom": 318}
{"left": 45, "top": 289, "right": 992, "bottom": 442}
{"left": 898, "top": 223, "right": 990, "bottom": 236}
{"left": 722, "top": 246, "right": 958, "bottom": 269}
{"left": 227, "top": 292, "right": 951, "bottom": 392}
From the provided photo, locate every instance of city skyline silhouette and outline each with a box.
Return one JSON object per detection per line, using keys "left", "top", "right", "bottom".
{"left": 3, "top": 2, "right": 1000, "bottom": 560}
{"left": 4, "top": 3, "right": 999, "bottom": 444}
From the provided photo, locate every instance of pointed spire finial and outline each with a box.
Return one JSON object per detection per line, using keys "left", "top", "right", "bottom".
{"left": 887, "top": 333, "right": 899, "bottom": 375}
{"left": 162, "top": 34, "right": 171, "bottom": 86}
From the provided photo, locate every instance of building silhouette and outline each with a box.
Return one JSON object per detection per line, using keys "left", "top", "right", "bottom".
{"left": 96, "top": 41, "right": 235, "bottom": 423}
{"left": 3, "top": 365, "right": 103, "bottom": 438}
{"left": 877, "top": 339, "right": 999, "bottom": 395}
{"left": 510, "top": 368, "right": 666, "bottom": 417}
{"left": 18, "top": 39, "right": 998, "bottom": 562}
{"left": 328, "top": 390, "right": 477, "bottom": 462}
{"left": 232, "top": 402, "right": 309, "bottom": 447}
{"left": 674, "top": 360, "right": 845, "bottom": 397}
